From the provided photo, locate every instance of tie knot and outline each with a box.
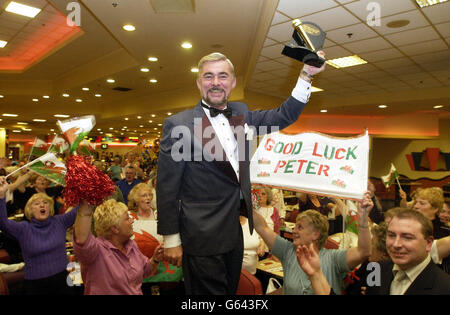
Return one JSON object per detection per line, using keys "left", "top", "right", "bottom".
{"left": 202, "top": 103, "right": 232, "bottom": 119}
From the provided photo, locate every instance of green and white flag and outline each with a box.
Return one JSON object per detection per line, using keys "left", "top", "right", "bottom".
{"left": 30, "top": 137, "right": 50, "bottom": 157}
{"left": 381, "top": 163, "right": 399, "bottom": 188}
{"left": 76, "top": 140, "right": 96, "bottom": 157}
{"left": 28, "top": 153, "right": 66, "bottom": 186}
{"left": 47, "top": 135, "right": 69, "bottom": 154}
{"left": 57, "top": 115, "right": 96, "bottom": 153}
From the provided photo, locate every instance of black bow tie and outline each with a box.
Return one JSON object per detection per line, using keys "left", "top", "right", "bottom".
{"left": 201, "top": 103, "right": 232, "bottom": 119}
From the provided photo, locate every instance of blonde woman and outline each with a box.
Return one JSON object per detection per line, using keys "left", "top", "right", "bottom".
{"left": 0, "top": 177, "right": 78, "bottom": 295}
{"left": 73, "top": 199, "right": 163, "bottom": 295}
{"left": 413, "top": 187, "right": 449, "bottom": 239}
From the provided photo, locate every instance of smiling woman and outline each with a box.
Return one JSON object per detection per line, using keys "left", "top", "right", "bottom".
{"left": 0, "top": 177, "right": 80, "bottom": 295}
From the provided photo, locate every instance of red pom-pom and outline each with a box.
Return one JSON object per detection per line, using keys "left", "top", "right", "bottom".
{"left": 63, "top": 155, "right": 116, "bottom": 206}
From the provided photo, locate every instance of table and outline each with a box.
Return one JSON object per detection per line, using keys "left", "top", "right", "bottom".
{"left": 256, "top": 257, "right": 283, "bottom": 279}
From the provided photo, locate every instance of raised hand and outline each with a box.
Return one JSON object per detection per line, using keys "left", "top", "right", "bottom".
{"left": 303, "top": 50, "right": 326, "bottom": 76}
{"left": 296, "top": 243, "right": 321, "bottom": 277}
{"left": 0, "top": 176, "right": 9, "bottom": 199}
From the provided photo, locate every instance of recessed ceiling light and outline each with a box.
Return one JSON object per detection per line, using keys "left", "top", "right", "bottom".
{"left": 326, "top": 55, "right": 368, "bottom": 69}
{"left": 54, "top": 114, "right": 70, "bottom": 118}
{"left": 0, "top": 40, "right": 7, "bottom": 48}
{"left": 378, "top": 105, "right": 388, "bottom": 108}
{"left": 43, "top": 95, "right": 50, "bottom": 99}
{"left": 5, "top": 1, "right": 41, "bottom": 18}
{"left": 76, "top": 99, "right": 83, "bottom": 102}
{"left": 109, "top": 127, "right": 114, "bottom": 130}
{"left": 157, "top": 123, "right": 162, "bottom": 126}
{"left": 22, "top": 128, "right": 32, "bottom": 131}
{"left": 0, "top": 95, "right": 4, "bottom": 98}
{"left": 140, "top": 67, "right": 150, "bottom": 72}
{"left": 148, "top": 120, "right": 153, "bottom": 123}
{"left": 3, "top": 113, "right": 18, "bottom": 117}
{"left": 62, "top": 93, "right": 70, "bottom": 97}
{"left": 191, "top": 67, "right": 199, "bottom": 73}
{"left": 122, "top": 24, "right": 136, "bottom": 32}
{"left": 124, "top": 118, "right": 129, "bottom": 121}
{"left": 95, "top": 94, "right": 102, "bottom": 97}
{"left": 139, "top": 125, "right": 144, "bottom": 128}
{"left": 151, "top": 114, "right": 156, "bottom": 118}
{"left": 320, "top": 109, "right": 328, "bottom": 113}
{"left": 12, "top": 130, "right": 21, "bottom": 133}
{"left": 181, "top": 42, "right": 193, "bottom": 49}
{"left": 154, "top": 128, "right": 158, "bottom": 130}
{"left": 167, "top": 112, "right": 172, "bottom": 116}
{"left": 32, "top": 98, "right": 39, "bottom": 102}
{"left": 107, "top": 79, "right": 115, "bottom": 83}
{"left": 33, "top": 119, "right": 46, "bottom": 122}
{"left": 149, "top": 79, "right": 158, "bottom": 83}
{"left": 148, "top": 57, "right": 158, "bottom": 62}
{"left": 415, "top": 0, "right": 448, "bottom": 8}
{"left": 312, "top": 86, "right": 324, "bottom": 93}
{"left": 137, "top": 116, "right": 142, "bottom": 119}
{"left": 82, "top": 87, "right": 89, "bottom": 91}
{"left": 17, "top": 122, "right": 28, "bottom": 125}
{"left": 433, "top": 105, "right": 444, "bottom": 109}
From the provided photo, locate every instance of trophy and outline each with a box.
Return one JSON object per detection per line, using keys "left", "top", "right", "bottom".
{"left": 282, "top": 19, "right": 327, "bottom": 68}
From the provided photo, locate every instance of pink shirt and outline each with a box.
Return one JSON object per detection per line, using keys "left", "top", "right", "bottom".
{"left": 73, "top": 233, "right": 151, "bottom": 295}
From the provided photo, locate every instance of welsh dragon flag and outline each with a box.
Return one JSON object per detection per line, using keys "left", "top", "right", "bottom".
{"left": 27, "top": 153, "right": 66, "bottom": 185}
{"left": 47, "top": 135, "right": 69, "bottom": 154}
{"left": 57, "top": 115, "right": 96, "bottom": 153}
{"left": 30, "top": 137, "right": 50, "bottom": 157}
{"left": 381, "top": 163, "right": 399, "bottom": 188}
{"left": 76, "top": 140, "right": 96, "bottom": 157}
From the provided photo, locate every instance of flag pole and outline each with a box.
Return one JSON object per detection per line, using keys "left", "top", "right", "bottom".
{"left": 5, "top": 157, "right": 40, "bottom": 179}
{"left": 395, "top": 176, "right": 403, "bottom": 191}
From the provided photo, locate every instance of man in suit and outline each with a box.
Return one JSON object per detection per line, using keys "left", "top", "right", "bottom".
{"left": 368, "top": 209, "right": 450, "bottom": 295}
{"left": 156, "top": 51, "right": 326, "bottom": 294}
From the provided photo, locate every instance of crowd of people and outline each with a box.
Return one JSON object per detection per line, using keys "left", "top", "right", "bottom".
{"left": 0, "top": 49, "right": 449, "bottom": 296}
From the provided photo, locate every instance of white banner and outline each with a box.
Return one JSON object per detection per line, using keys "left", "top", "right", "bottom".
{"left": 250, "top": 130, "right": 370, "bottom": 200}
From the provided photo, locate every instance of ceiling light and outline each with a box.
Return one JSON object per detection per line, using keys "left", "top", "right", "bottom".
{"left": 0, "top": 95, "right": 4, "bottom": 98}
{"left": 191, "top": 67, "right": 199, "bottom": 73}
{"left": 62, "top": 93, "right": 70, "bottom": 97}
{"left": 140, "top": 68, "right": 150, "bottom": 72}
{"left": 76, "top": 99, "right": 83, "bottom": 102}
{"left": 0, "top": 40, "right": 7, "bottom": 48}
{"left": 33, "top": 119, "right": 46, "bottom": 122}
{"left": 148, "top": 57, "right": 158, "bottom": 62}
{"left": 3, "top": 113, "right": 18, "bottom": 117}
{"left": 148, "top": 120, "right": 153, "bottom": 123}
{"left": 149, "top": 79, "right": 158, "bottom": 83}
{"left": 17, "top": 122, "right": 28, "bottom": 125}
{"left": 181, "top": 42, "right": 193, "bottom": 49}
{"left": 378, "top": 105, "right": 388, "bottom": 108}
{"left": 312, "top": 86, "right": 324, "bottom": 93}
{"left": 124, "top": 118, "right": 129, "bottom": 121}
{"left": 433, "top": 105, "right": 444, "bottom": 109}
{"left": 139, "top": 125, "right": 144, "bottom": 128}
{"left": 122, "top": 24, "right": 136, "bottom": 31}
{"left": 167, "top": 112, "right": 172, "bottom": 116}
{"left": 54, "top": 114, "right": 70, "bottom": 118}
{"left": 22, "top": 128, "right": 32, "bottom": 131}
{"left": 137, "top": 116, "right": 142, "bottom": 119}
{"left": 82, "top": 87, "right": 89, "bottom": 91}
{"left": 107, "top": 79, "right": 115, "bottom": 83}
{"left": 43, "top": 95, "right": 50, "bottom": 99}
{"left": 32, "top": 98, "right": 39, "bottom": 102}
{"left": 95, "top": 94, "right": 102, "bottom": 97}
{"left": 415, "top": 0, "right": 448, "bottom": 8}
{"left": 320, "top": 109, "right": 328, "bottom": 113}
{"left": 5, "top": 1, "right": 41, "bottom": 18}
{"left": 326, "top": 55, "right": 367, "bottom": 69}
{"left": 154, "top": 128, "right": 158, "bottom": 130}
{"left": 151, "top": 114, "right": 156, "bottom": 117}
{"left": 12, "top": 130, "right": 21, "bottom": 133}
{"left": 109, "top": 127, "right": 114, "bottom": 130}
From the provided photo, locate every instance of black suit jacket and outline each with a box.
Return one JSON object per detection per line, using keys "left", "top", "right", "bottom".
{"left": 156, "top": 96, "right": 306, "bottom": 255}
{"left": 368, "top": 259, "right": 450, "bottom": 295}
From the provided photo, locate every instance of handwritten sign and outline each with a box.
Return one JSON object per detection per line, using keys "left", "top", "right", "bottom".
{"left": 250, "top": 131, "right": 369, "bottom": 200}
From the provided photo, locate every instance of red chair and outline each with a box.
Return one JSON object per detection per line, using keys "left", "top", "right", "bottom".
{"left": 0, "top": 272, "right": 8, "bottom": 295}
{"left": 236, "top": 269, "right": 263, "bottom": 295}
{"left": 324, "top": 237, "right": 339, "bottom": 249}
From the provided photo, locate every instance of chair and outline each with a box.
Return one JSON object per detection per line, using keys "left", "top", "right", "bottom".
{"left": 324, "top": 237, "right": 339, "bottom": 249}
{"left": 236, "top": 269, "right": 263, "bottom": 295}
{"left": 0, "top": 272, "right": 9, "bottom": 295}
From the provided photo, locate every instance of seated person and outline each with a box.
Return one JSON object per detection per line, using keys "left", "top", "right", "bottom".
{"left": 252, "top": 191, "right": 373, "bottom": 295}
{"left": 73, "top": 199, "right": 163, "bottom": 295}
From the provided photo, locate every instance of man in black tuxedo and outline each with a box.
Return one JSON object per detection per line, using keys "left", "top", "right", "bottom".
{"left": 368, "top": 209, "right": 450, "bottom": 295}
{"left": 156, "top": 51, "right": 326, "bottom": 294}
